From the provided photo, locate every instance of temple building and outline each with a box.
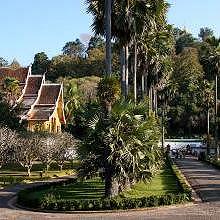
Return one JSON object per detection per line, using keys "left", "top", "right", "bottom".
{"left": 0, "top": 66, "right": 66, "bottom": 133}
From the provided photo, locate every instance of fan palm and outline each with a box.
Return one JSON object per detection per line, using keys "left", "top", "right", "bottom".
{"left": 78, "top": 99, "right": 162, "bottom": 198}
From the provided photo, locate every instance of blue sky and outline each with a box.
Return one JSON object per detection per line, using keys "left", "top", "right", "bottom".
{"left": 0, "top": 0, "right": 219, "bottom": 65}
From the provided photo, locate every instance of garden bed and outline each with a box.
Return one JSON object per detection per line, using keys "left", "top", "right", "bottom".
{"left": 17, "top": 159, "right": 192, "bottom": 211}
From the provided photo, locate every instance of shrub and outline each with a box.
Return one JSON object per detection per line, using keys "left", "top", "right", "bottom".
{"left": 18, "top": 192, "right": 191, "bottom": 211}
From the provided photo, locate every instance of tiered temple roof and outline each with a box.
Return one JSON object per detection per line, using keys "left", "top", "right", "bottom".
{"left": 0, "top": 66, "right": 66, "bottom": 131}
{"left": 27, "top": 84, "right": 63, "bottom": 121}
{"left": 18, "top": 75, "right": 45, "bottom": 109}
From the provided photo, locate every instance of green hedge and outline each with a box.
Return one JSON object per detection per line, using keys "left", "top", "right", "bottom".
{"left": 167, "top": 157, "right": 192, "bottom": 198}
{"left": 18, "top": 192, "right": 190, "bottom": 211}
{"left": 17, "top": 159, "right": 192, "bottom": 211}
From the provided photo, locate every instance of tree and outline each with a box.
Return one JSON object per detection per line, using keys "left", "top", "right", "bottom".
{"left": 78, "top": 99, "right": 162, "bottom": 198}
{"left": 38, "top": 134, "right": 57, "bottom": 172}
{"left": 62, "top": 39, "right": 85, "bottom": 58}
{"left": 0, "top": 57, "right": 8, "bottom": 67}
{"left": 32, "top": 52, "right": 50, "bottom": 75}
{"left": 165, "top": 47, "right": 208, "bottom": 137}
{"left": 87, "top": 35, "right": 105, "bottom": 53}
{"left": 3, "top": 77, "right": 21, "bottom": 106}
{"left": 64, "top": 82, "right": 80, "bottom": 123}
{"left": 9, "top": 59, "right": 21, "bottom": 70}
{"left": 54, "top": 132, "right": 76, "bottom": 171}
{"left": 105, "top": 0, "right": 112, "bottom": 75}
{"left": 0, "top": 93, "right": 22, "bottom": 130}
{"left": 174, "top": 28, "right": 196, "bottom": 54}
{"left": 0, "top": 126, "right": 18, "bottom": 168}
{"left": 86, "top": 0, "right": 172, "bottom": 99}
{"left": 199, "top": 27, "right": 214, "bottom": 42}
{"left": 15, "top": 133, "right": 41, "bottom": 176}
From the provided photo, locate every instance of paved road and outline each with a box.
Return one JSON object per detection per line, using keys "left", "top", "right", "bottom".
{"left": 0, "top": 157, "right": 220, "bottom": 220}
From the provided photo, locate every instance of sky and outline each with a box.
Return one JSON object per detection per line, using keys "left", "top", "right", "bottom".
{"left": 0, "top": 0, "right": 219, "bottom": 66}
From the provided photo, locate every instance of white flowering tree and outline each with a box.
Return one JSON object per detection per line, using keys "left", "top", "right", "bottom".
{"left": 0, "top": 126, "right": 18, "bottom": 168}
{"left": 38, "top": 134, "right": 57, "bottom": 172}
{"left": 14, "top": 133, "right": 41, "bottom": 176}
{"left": 54, "top": 132, "right": 77, "bottom": 171}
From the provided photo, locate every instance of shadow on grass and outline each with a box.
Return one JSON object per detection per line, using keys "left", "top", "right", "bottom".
{"left": 32, "top": 180, "right": 105, "bottom": 200}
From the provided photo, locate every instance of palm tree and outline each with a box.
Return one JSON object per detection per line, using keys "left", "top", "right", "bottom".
{"left": 209, "top": 51, "right": 220, "bottom": 158}
{"left": 86, "top": 0, "right": 152, "bottom": 97}
{"left": 78, "top": 99, "right": 162, "bottom": 197}
{"left": 105, "top": 0, "right": 112, "bottom": 75}
{"left": 64, "top": 82, "right": 80, "bottom": 123}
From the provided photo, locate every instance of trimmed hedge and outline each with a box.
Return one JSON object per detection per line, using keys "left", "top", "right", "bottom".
{"left": 167, "top": 157, "right": 192, "bottom": 198}
{"left": 17, "top": 159, "right": 192, "bottom": 211}
{"left": 18, "top": 192, "right": 190, "bottom": 211}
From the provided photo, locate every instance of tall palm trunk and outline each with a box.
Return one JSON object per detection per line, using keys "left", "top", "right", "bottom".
{"left": 154, "top": 88, "right": 158, "bottom": 114}
{"left": 207, "top": 108, "right": 210, "bottom": 155}
{"left": 105, "top": 166, "right": 119, "bottom": 198}
{"left": 104, "top": 0, "right": 117, "bottom": 198}
{"left": 120, "top": 47, "right": 126, "bottom": 96}
{"left": 215, "top": 74, "right": 219, "bottom": 159}
{"left": 134, "top": 41, "right": 137, "bottom": 103}
{"left": 125, "top": 45, "right": 129, "bottom": 97}
{"left": 105, "top": 0, "right": 112, "bottom": 76}
{"left": 149, "top": 86, "right": 153, "bottom": 111}
{"left": 207, "top": 108, "right": 210, "bottom": 135}
{"left": 141, "top": 74, "right": 145, "bottom": 99}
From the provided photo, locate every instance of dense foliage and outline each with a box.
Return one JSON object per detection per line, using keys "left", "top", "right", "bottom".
{"left": 165, "top": 48, "right": 213, "bottom": 137}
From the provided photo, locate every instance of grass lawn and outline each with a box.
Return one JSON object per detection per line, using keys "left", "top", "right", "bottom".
{"left": 30, "top": 178, "right": 105, "bottom": 201}
{"left": 27, "top": 164, "right": 180, "bottom": 201}
{"left": 121, "top": 167, "right": 180, "bottom": 198}
{"left": 0, "top": 161, "right": 78, "bottom": 189}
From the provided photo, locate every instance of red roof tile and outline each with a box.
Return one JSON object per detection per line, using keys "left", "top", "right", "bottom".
{"left": 24, "top": 76, "right": 43, "bottom": 95}
{"left": 36, "top": 84, "right": 61, "bottom": 104}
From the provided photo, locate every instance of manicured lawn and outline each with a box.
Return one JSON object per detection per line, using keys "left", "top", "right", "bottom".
{"left": 0, "top": 161, "right": 78, "bottom": 188}
{"left": 121, "top": 167, "right": 180, "bottom": 198}
{"left": 27, "top": 164, "right": 180, "bottom": 201}
{"left": 30, "top": 178, "right": 105, "bottom": 201}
